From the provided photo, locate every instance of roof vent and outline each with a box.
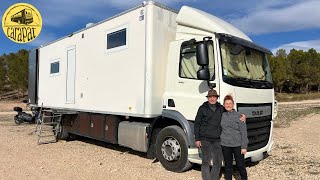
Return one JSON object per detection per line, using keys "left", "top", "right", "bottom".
{"left": 86, "top": 23, "right": 94, "bottom": 28}
{"left": 142, "top": 1, "right": 147, "bottom": 6}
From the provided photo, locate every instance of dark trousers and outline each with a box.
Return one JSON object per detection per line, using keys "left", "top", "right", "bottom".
{"left": 221, "top": 146, "right": 248, "bottom": 180}
{"left": 201, "top": 140, "right": 223, "bottom": 180}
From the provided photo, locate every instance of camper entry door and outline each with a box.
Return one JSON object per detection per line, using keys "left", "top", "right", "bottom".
{"left": 66, "top": 46, "right": 76, "bottom": 103}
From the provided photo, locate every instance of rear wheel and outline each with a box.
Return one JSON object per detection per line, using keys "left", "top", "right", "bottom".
{"left": 55, "top": 116, "right": 70, "bottom": 141}
{"left": 156, "top": 125, "right": 192, "bottom": 172}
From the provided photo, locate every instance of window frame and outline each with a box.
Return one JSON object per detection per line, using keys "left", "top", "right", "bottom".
{"left": 178, "top": 40, "right": 215, "bottom": 81}
{"left": 49, "top": 59, "right": 61, "bottom": 76}
{"left": 105, "top": 24, "right": 129, "bottom": 53}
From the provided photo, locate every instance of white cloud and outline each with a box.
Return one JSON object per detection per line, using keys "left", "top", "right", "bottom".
{"left": 229, "top": 0, "right": 320, "bottom": 34}
{"left": 272, "top": 40, "right": 320, "bottom": 54}
{"left": 36, "top": 0, "right": 114, "bottom": 27}
{"left": 28, "top": 32, "right": 58, "bottom": 47}
{"left": 13, "top": 0, "right": 185, "bottom": 48}
{"left": 34, "top": 0, "right": 195, "bottom": 27}
{"left": 25, "top": 0, "right": 194, "bottom": 46}
{"left": 105, "top": 0, "right": 147, "bottom": 8}
{"left": 107, "top": 0, "right": 196, "bottom": 8}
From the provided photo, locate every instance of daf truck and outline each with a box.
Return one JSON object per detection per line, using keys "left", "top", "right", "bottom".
{"left": 28, "top": 1, "right": 277, "bottom": 172}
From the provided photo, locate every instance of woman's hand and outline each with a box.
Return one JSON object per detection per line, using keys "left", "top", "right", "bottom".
{"left": 240, "top": 113, "right": 246, "bottom": 122}
{"left": 195, "top": 141, "right": 202, "bottom": 148}
{"left": 241, "top": 149, "right": 247, "bottom": 154}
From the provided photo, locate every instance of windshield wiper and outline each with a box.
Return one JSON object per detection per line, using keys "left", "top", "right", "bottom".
{"left": 233, "top": 77, "right": 254, "bottom": 87}
{"left": 258, "top": 80, "right": 272, "bottom": 84}
{"left": 258, "top": 80, "right": 273, "bottom": 87}
{"left": 250, "top": 79, "right": 273, "bottom": 88}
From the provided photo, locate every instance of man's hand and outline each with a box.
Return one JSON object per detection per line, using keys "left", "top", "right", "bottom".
{"left": 241, "top": 149, "right": 247, "bottom": 155}
{"left": 195, "top": 141, "right": 202, "bottom": 148}
{"left": 240, "top": 113, "right": 246, "bottom": 122}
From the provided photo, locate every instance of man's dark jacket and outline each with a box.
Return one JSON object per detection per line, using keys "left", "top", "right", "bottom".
{"left": 194, "top": 101, "right": 224, "bottom": 142}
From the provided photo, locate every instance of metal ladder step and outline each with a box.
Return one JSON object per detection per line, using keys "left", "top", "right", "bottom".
{"left": 42, "top": 122, "right": 59, "bottom": 125}
{"left": 38, "top": 134, "right": 56, "bottom": 138}
{"left": 38, "top": 128, "right": 56, "bottom": 132}
{"left": 38, "top": 140, "right": 58, "bottom": 145}
{"left": 35, "top": 107, "right": 62, "bottom": 145}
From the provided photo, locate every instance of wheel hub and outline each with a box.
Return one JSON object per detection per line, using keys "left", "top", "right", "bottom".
{"left": 161, "top": 137, "right": 181, "bottom": 161}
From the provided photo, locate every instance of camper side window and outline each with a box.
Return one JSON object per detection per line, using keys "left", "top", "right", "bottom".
{"left": 106, "top": 28, "right": 127, "bottom": 50}
{"left": 179, "top": 42, "right": 215, "bottom": 80}
{"left": 50, "top": 61, "right": 60, "bottom": 74}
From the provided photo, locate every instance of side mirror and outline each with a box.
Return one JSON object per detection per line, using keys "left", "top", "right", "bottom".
{"left": 196, "top": 43, "right": 209, "bottom": 66}
{"left": 197, "top": 69, "right": 210, "bottom": 80}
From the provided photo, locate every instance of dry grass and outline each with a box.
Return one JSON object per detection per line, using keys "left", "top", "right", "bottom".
{"left": 276, "top": 92, "right": 320, "bottom": 102}
{"left": 274, "top": 107, "right": 320, "bottom": 128}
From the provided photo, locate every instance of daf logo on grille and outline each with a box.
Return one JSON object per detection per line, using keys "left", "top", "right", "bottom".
{"left": 252, "top": 110, "right": 263, "bottom": 116}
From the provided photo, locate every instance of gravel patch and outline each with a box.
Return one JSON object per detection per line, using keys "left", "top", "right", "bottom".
{"left": 0, "top": 100, "right": 319, "bottom": 179}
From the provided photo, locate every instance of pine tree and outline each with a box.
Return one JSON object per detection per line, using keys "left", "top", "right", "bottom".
{"left": 6, "top": 49, "right": 29, "bottom": 99}
{"left": 268, "top": 49, "right": 289, "bottom": 93}
{"left": 0, "top": 55, "right": 7, "bottom": 98}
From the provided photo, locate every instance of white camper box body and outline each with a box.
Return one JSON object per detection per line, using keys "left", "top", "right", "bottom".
{"left": 38, "top": 3, "right": 177, "bottom": 118}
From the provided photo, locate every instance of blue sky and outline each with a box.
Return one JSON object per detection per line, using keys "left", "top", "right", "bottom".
{"left": 1, "top": 0, "right": 320, "bottom": 55}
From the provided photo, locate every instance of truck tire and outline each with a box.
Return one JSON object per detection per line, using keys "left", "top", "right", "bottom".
{"left": 55, "top": 117, "right": 70, "bottom": 141}
{"left": 156, "top": 125, "right": 192, "bottom": 172}
{"left": 56, "top": 124, "right": 70, "bottom": 140}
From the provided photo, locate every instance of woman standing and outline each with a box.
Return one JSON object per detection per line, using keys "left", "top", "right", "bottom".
{"left": 220, "top": 95, "right": 248, "bottom": 180}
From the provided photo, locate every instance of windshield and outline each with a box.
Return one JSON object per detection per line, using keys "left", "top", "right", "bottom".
{"left": 220, "top": 41, "right": 273, "bottom": 89}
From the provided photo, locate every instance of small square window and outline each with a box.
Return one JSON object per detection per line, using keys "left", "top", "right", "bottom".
{"left": 106, "top": 28, "right": 127, "bottom": 50}
{"left": 50, "top": 61, "right": 60, "bottom": 74}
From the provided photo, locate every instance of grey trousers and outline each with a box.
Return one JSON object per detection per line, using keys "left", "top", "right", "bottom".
{"left": 201, "top": 140, "right": 223, "bottom": 180}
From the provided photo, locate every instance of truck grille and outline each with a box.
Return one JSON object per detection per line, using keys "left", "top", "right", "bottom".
{"left": 246, "top": 115, "right": 271, "bottom": 151}
{"left": 237, "top": 103, "right": 272, "bottom": 152}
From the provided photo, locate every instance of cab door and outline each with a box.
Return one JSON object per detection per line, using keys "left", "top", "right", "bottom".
{"left": 168, "top": 39, "right": 220, "bottom": 120}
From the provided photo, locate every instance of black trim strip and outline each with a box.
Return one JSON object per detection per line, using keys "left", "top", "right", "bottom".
{"left": 237, "top": 103, "right": 272, "bottom": 107}
{"left": 245, "top": 115, "right": 272, "bottom": 123}
{"left": 217, "top": 33, "right": 272, "bottom": 55}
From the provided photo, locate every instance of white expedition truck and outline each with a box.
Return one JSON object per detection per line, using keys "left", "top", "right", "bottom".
{"left": 28, "top": 1, "right": 277, "bottom": 172}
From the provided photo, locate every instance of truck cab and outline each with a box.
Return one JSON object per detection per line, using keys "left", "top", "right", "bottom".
{"left": 160, "top": 6, "right": 276, "bottom": 170}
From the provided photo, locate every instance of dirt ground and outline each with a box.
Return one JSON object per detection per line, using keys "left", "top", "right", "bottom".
{"left": 0, "top": 100, "right": 319, "bottom": 180}
{"left": 0, "top": 100, "right": 28, "bottom": 112}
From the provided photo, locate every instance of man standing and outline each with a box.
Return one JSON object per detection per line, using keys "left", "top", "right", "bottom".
{"left": 194, "top": 89, "right": 224, "bottom": 180}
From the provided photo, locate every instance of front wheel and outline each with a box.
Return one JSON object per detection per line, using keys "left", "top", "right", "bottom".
{"left": 14, "top": 115, "right": 22, "bottom": 125}
{"left": 156, "top": 125, "right": 192, "bottom": 172}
